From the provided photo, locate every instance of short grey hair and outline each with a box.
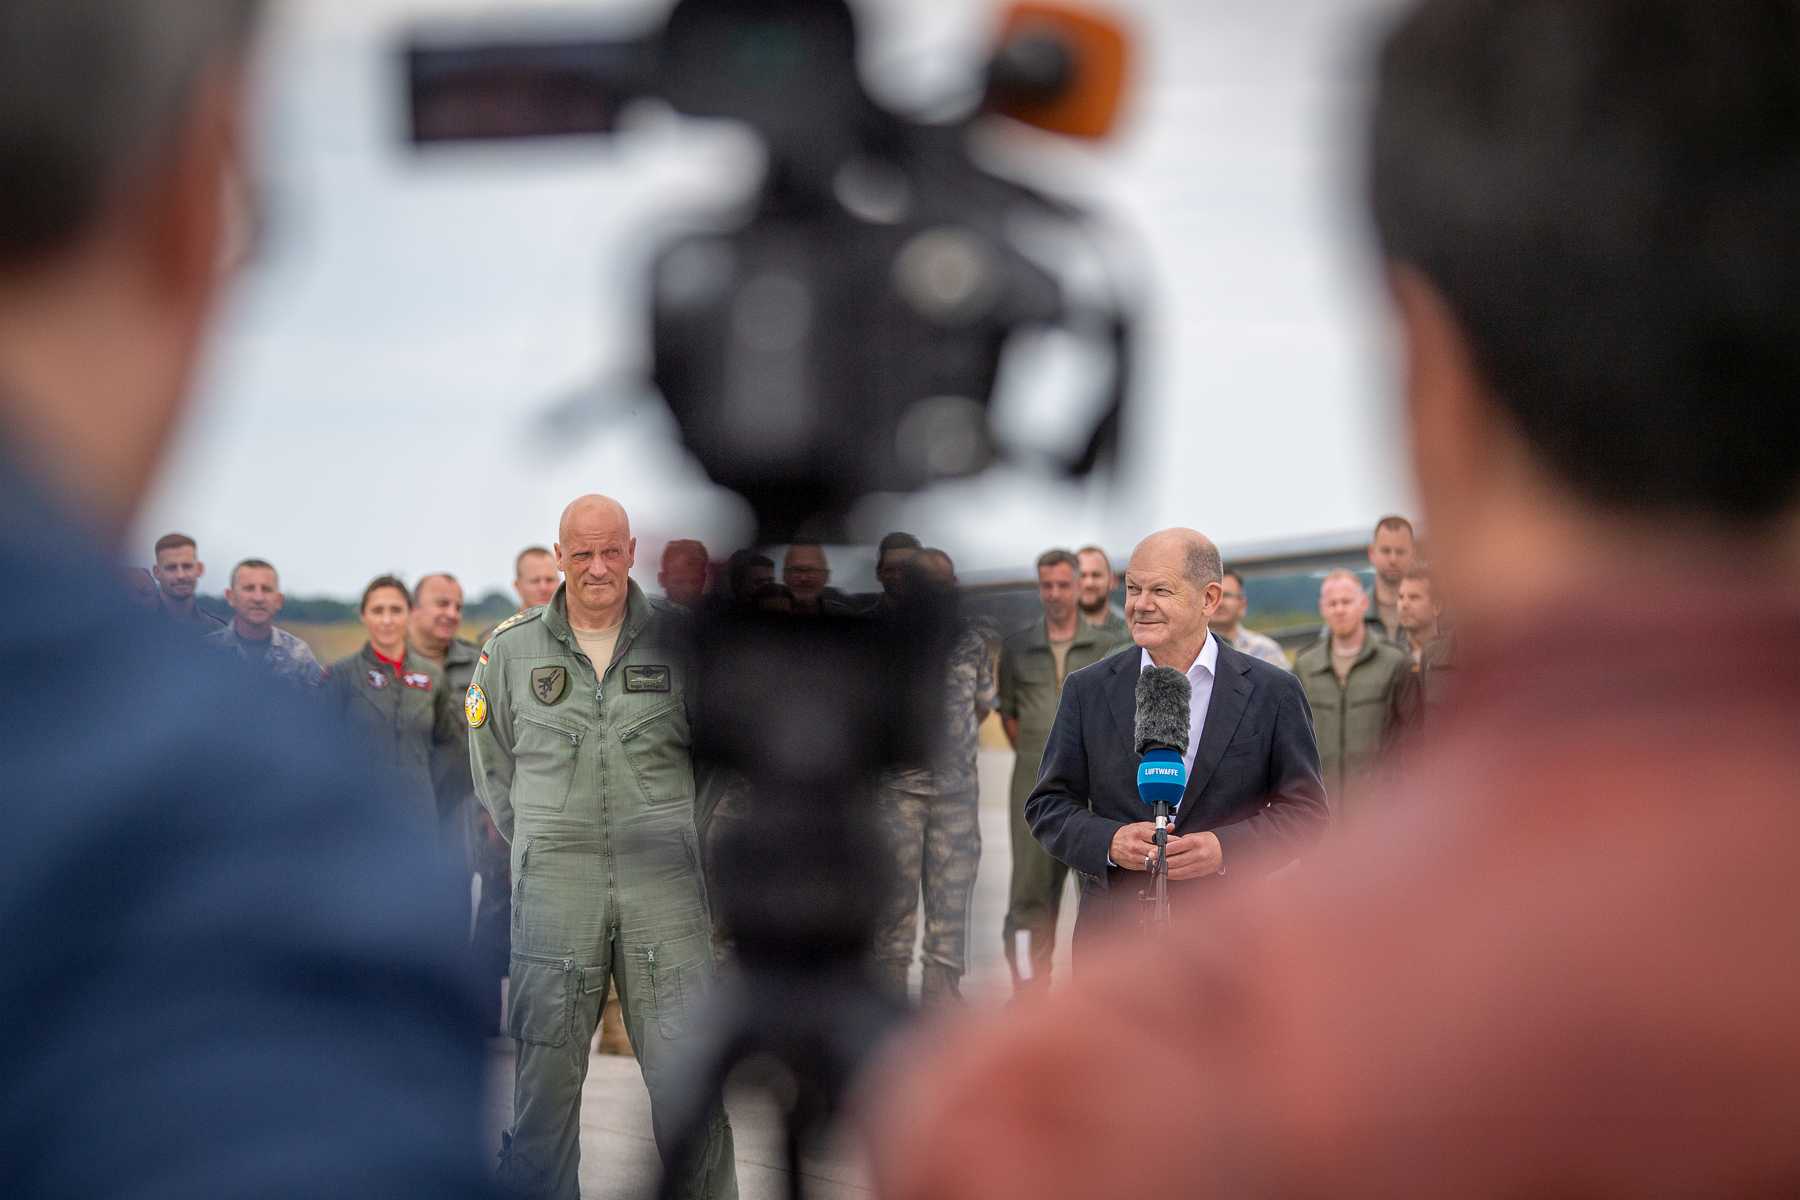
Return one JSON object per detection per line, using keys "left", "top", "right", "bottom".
{"left": 230, "top": 557, "right": 277, "bottom": 589}
{"left": 0, "top": 0, "right": 263, "bottom": 268}
{"left": 1184, "top": 537, "right": 1222, "bottom": 588}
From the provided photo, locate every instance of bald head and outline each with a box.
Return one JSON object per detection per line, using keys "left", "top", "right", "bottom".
{"left": 559, "top": 494, "right": 630, "bottom": 545}
{"left": 1125, "top": 528, "right": 1223, "bottom": 668}
{"left": 1319, "top": 568, "right": 1370, "bottom": 640}
{"left": 1131, "top": 528, "right": 1222, "bottom": 589}
{"left": 555, "top": 494, "right": 636, "bottom": 628}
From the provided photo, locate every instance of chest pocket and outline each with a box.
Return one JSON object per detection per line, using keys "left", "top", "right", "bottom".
{"left": 617, "top": 697, "right": 692, "bottom": 806}
{"left": 514, "top": 712, "right": 584, "bottom": 812}
{"left": 1012, "top": 654, "right": 1065, "bottom": 735}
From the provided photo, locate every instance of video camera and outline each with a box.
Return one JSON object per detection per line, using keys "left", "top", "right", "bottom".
{"left": 405, "top": 0, "right": 1134, "bottom": 539}
{"left": 400, "top": 3, "right": 1137, "bottom": 1193}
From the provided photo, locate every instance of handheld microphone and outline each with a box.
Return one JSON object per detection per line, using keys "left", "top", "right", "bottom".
{"left": 1133, "top": 666, "right": 1189, "bottom": 926}
{"left": 1134, "top": 665, "right": 1191, "bottom": 809}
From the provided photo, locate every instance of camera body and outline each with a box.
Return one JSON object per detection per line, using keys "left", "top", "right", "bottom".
{"left": 401, "top": 6, "right": 1134, "bottom": 1191}
{"left": 406, "top": 0, "right": 1128, "bottom": 539}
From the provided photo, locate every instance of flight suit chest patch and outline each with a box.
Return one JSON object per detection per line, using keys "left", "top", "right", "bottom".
{"left": 365, "top": 670, "right": 388, "bottom": 690}
{"left": 401, "top": 672, "right": 433, "bottom": 691}
{"left": 624, "top": 665, "right": 671, "bottom": 693}
{"left": 531, "top": 665, "right": 569, "bottom": 705}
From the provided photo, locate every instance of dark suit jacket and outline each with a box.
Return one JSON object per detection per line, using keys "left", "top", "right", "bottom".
{"left": 1025, "top": 636, "right": 1328, "bottom": 916}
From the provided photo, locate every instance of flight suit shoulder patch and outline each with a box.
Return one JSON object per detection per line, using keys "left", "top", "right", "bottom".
{"left": 486, "top": 609, "right": 541, "bottom": 642}
{"left": 646, "top": 595, "right": 690, "bottom": 619}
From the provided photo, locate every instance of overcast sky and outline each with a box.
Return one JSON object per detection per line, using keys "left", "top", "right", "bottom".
{"left": 132, "top": 0, "right": 1411, "bottom": 599}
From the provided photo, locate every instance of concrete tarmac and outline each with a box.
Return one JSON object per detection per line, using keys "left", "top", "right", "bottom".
{"left": 483, "top": 747, "right": 1078, "bottom": 1199}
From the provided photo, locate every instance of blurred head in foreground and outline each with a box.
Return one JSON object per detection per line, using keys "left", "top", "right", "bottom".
{"left": 1372, "top": 0, "right": 1800, "bottom": 608}
{"left": 0, "top": 5, "right": 492, "bottom": 1196}
{"left": 868, "top": 3, "right": 1800, "bottom": 1197}
{"left": 0, "top": 1, "right": 262, "bottom": 535}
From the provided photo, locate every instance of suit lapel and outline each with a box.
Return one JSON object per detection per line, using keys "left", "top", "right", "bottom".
{"left": 1177, "top": 643, "right": 1252, "bottom": 828}
{"left": 1109, "top": 650, "right": 1140, "bottom": 747}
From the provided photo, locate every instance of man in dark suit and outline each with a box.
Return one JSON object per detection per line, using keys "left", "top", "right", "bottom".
{"left": 1026, "top": 528, "right": 1328, "bottom": 951}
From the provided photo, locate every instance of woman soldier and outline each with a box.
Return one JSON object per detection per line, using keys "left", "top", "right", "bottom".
{"left": 326, "top": 575, "right": 463, "bottom": 836}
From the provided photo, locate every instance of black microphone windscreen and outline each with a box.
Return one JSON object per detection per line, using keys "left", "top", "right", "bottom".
{"left": 1134, "top": 665, "right": 1191, "bottom": 757}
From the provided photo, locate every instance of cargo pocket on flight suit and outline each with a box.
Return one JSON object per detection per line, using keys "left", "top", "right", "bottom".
{"left": 507, "top": 950, "right": 574, "bottom": 1047}
{"left": 510, "top": 838, "right": 532, "bottom": 934}
{"left": 643, "top": 932, "right": 712, "bottom": 1041}
{"left": 513, "top": 713, "right": 583, "bottom": 813}
{"left": 618, "top": 699, "right": 691, "bottom": 806}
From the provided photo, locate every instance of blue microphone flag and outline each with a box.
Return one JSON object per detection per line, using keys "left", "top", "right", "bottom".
{"left": 1137, "top": 747, "right": 1187, "bottom": 807}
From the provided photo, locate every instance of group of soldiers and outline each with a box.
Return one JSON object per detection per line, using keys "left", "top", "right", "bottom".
{"left": 129, "top": 500, "right": 1450, "bottom": 1200}
{"left": 990, "top": 515, "right": 1456, "bottom": 995}
{"left": 1289, "top": 515, "right": 1453, "bottom": 822}
{"left": 24, "top": 0, "right": 1795, "bottom": 1192}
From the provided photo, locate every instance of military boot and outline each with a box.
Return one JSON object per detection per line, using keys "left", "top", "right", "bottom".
{"left": 920, "top": 963, "right": 963, "bottom": 1005}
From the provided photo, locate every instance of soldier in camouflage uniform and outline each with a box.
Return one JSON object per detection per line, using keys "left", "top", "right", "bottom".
{"left": 874, "top": 549, "right": 997, "bottom": 1004}
{"left": 205, "top": 621, "right": 324, "bottom": 685}
{"left": 467, "top": 495, "right": 735, "bottom": 1200}
{"left": 202, "top": 558, "right": 324, "bottom": 687}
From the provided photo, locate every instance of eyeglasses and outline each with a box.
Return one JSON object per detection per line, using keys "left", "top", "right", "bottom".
{"left": 784, "top": 566, "right": 827, "bottom": 577}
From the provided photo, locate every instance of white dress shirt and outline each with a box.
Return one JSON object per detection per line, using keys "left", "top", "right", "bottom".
{"left": 1140, "top": 632, "right": 1218, "bottom": 780}
{"left": 1106, "top": 634, "right": 1222, "bottom": 870}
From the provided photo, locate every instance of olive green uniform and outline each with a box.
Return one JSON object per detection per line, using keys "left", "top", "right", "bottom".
{"left": 415, "top": 636, "right": 482, "bottom": 866}
{"left": 325, "top": 643, "right": 461, "bottom": 832}
{"left": 467, "top": 582, "right": 735, "bottom": 1200}
{"left": 996, "top": 616, "right": 1131, "bottom": 990}
{"left": 1294, "top": 636, "right": 1410, "bottom": 822}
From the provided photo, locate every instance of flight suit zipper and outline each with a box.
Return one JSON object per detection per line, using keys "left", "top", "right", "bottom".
{"left": 512, "top": 949, "right": 574, "bottom": 972}
{"left": 617, "top": 699, "right": 679, "bottom": 742}
{"left": 516, "top": 712, "right": 583, "bottom": 748}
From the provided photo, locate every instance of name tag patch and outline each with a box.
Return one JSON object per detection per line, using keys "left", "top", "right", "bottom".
{"left": 402, "top": 672, "right": 433, "bottom": 691}
{"left": 624, "top": 665, "right": 671, "bottom": 693}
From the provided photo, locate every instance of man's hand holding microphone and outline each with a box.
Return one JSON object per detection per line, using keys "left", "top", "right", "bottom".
{"left": 1125, "top": 664, "right": 1224, "bottom": 889}
{"left": 1109, "top": 823, "right": 1221, "bottom": 879}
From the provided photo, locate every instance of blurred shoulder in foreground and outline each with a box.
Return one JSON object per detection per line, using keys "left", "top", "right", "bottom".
{"left": 866, "top": 0, "right": 1800, "bottom": 1194}
{"left": 0, "top": 478, "right": 496, "bottom": 1198}
{"left": 0, "top": 1, "right": 493, "bottom": 1193}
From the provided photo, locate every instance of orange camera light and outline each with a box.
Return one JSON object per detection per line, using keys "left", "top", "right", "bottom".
{"left": 987, "top": 3, "right": 1131, "bottom": 140}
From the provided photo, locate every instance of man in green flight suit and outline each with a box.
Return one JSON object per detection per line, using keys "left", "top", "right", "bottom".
{"left": 996, "top": 549, "right": 1131, "bottom": 994}
{"left": 467, "top": 494, "right": 736, "bottom": 1200}
{"left": 1294, "top": 569, "right": 1410, "bottom": 824}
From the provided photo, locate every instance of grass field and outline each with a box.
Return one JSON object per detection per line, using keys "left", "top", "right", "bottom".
{"left": 290, "top": 609, "right": 1300, "bottom": 755}
{"left": 285, "top": 621, "right": 495, "bottom": 666}
{"left": 289, "top": 618, "right": 1018, "bottom": 747}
